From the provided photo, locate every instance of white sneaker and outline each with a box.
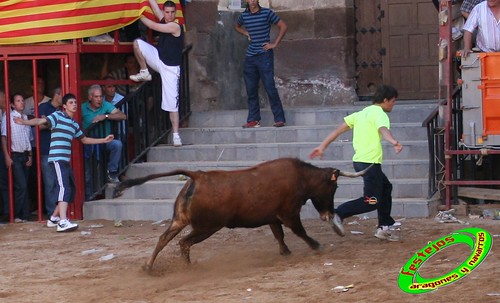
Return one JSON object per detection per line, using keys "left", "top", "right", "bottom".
{"left": 129, "top": 70, "right": 152, "bottom": 82}
{"left": 331, "top": 213, "right": 345, "bottom": 237}
{"left": 47, "top": 217, "right": 60, "bottom": 227}
{"left": 173, "top": 135, "right": 182, "bottom": 147}
{"left": 57, "top": 219, "right": 79, "bottom": 232}
{"left": 374, "top": 226, "right": 399, "bottom": 242}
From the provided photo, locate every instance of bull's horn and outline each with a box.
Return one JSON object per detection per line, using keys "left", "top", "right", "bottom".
{"left": 339, "top": 163, "right": 374, "bottom": 178}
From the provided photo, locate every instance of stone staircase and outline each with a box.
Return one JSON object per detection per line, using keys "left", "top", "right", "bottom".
{"left": 83, "top": 103, "right": 438, "bottom": 221}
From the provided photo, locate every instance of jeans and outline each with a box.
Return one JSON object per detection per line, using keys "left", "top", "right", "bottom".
{"left": 335, "top": 162, "right": 395, "bottom": 227}
{"left": 106, "top": 139, "right": 122, "bottom": 173}
{"left": 84, "top": 139, "right": 122, "bottom": 200}
{"left": 243, "top": 50, "right": 286, "bottom": 123}
{"left": 11, "top": 153, "right": 30, "bottom": 220}
{"left": 40, "top": 155, "right": 56, "bottom": 215}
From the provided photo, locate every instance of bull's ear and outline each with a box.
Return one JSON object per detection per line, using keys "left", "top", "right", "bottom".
{"left": 331, "top": 169, "right": 339, "bottom": 181}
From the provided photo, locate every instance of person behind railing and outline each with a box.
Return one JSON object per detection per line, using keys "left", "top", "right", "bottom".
{"left": 461, "top": 0, "right": 485, "bottom": 18}
{"left": 14, "top": 93, "right": 115, "bottom": 232}
{"left": 101, "top": 54, "right": 141, "bottom": 97}
{"left": 37, "top": 87, "right": 63, "bottom": 217}
{"left": 0, "top": 90, "right": 10, "bottom": 222}
{"left": 24, "top": 76, "right": 50, "bottom": 214}
{"left": 82, "top": 85, "right": 126, "bottom": 189}
{"left": 102, "top": 77, "right": 127, "bottom": 142}
{"left": 129, "top": 0, "right": 184, "bottom": 147}
{"left": 459, "top": 0, "right": 500, "bottom": 58}
{"left": 1, "top": 93, "right": 32, "bottom": 223}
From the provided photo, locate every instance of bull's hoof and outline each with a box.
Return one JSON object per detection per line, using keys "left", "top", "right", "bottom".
{"left": 142, "top": 263, "right": 153, "bottom": 273}
{"left": 280, "top": 247, "right": 292, "bottom": 256}
{"left": 311, "top": 241, "right": 321, "bottom": 250}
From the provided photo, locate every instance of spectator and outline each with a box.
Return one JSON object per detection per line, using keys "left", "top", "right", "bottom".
{"left": 24, "top": 77, "right": 50, "bottom": 118}
{"left": 102, "top": 77, "right": 127, "bottom": 142}
{"left": 102, "top": 76, "right": 125, "bottom": 105}
{"left": 459, "top": 0, "right": 500, "bottom": 58}
{"left": 0, "top": 90, "right": 9, "bottom": 220}
{"left": 102, "top": 54, "right": 141, "bottom": 97}
{"left": 24, "top": 76, "right": 50, "bottom": 213}
{"left": 1, "top": 93, "right": 32, "bottom": 223}
{"left": 235, "top": 0, "right": 287, "bottom": 128}
{"left": 38, "top": 88, "right": 62, "bottom": 216}
{"left": 461, "top": 0, "right": 485, "bottom": 18}
{"left": 14, "top": 93, "right": 114, "bottom": 232}
{"left": 129, "top": 0, "right": 184, "bottom": 147}
{"left": 310, "top": 85, "right": 403, "bottom": 242}
{"left": 81, "top": 84, "right": 126, "bottom": 187}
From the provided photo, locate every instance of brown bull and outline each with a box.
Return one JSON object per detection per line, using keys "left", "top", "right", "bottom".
{"left": 113, "top": 157, "right": 370, "bottom": 272}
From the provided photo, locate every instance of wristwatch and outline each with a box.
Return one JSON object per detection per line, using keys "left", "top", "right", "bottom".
{"left": 105, "top": 114, "right": 109, "bottom": 119}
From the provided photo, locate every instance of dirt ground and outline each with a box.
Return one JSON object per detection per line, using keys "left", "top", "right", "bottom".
{"left": 0, "top": 215, "right": 498, "bottom": 303}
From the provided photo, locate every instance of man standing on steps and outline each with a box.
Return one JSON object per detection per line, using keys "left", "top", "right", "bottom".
{"left": 309, "top": 85, "right": 403, "bottom": 242}
{"left": 129, "top": 0, "right": 184, "bottom": 147}
{"left": 235, "top": 0, "right": 287, "bottom": 129}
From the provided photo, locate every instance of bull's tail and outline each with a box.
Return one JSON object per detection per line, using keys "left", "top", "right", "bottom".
{"left": 113, "top": 169, "right": 195, "bottom": 198}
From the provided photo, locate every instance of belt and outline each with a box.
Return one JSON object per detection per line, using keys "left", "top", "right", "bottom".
{"left": 12, "top": 151, "right": 30, "bottom": 156}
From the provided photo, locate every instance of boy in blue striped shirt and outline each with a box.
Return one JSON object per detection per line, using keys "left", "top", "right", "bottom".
{"left": 235, "top": 0, "right": 287, "bottom": 128}
{"left": 15, "top": 93, "right": 113, "bottom": 232}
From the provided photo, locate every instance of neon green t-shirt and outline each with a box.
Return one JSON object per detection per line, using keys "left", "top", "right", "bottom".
{"left": 344, "top": 104, "right": 390, "bottom": 164}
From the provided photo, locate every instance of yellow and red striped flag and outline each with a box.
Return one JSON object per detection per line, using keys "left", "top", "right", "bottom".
{"left": 0, "top": 0, "right": 184, "bottom": 45}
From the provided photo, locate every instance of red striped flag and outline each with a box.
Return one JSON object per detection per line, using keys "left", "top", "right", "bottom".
{"left": 0, "top": 0, "right": 184, "bottom": 45}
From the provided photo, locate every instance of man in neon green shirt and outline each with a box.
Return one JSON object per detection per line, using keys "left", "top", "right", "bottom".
{"left": 310, "top": 85, "right": 403, "bottom": 241}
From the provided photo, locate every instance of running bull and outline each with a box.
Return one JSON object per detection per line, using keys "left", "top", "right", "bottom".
{"left": 113, "top": 157, "right": 371, "bottom": 271}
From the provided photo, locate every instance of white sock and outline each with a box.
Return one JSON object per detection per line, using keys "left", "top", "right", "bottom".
{"left": 50, "top": 216, "right": 60, "bottom": 221}
{"left": 140, "top": 69, "right": 149, "bottom": 74}
{"left": 173, "top": 132, "right": 180, "bottom": 138}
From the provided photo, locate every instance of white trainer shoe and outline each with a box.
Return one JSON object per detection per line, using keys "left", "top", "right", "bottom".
{"left": 374, "top": 226, "right": 400, "bottom": 241}
{"left": 129, "top": 70, "right": 152, "bottom": 82}
{"left": 47, "top": 217, "right": 61, "bottom": 227}
{"left": 331, "top": 213, "right": 345, "bottom": 237}
{"left": 57, "top": 219, "right": 79, "bottom": 232}
{"left": 173, "top": 135, "right": 182, "bottom": 147}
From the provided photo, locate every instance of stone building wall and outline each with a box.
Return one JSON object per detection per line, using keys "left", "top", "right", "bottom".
{"left": 184, "top": 0, "right": 357, "bottom": 111}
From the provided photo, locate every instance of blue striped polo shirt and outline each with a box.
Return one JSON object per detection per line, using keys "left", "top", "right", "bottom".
{"left": 237, "top": 7, "right": 281, "bottom": 57}
{"left": 46, "top": 111, "right": 84, "bottom": 162}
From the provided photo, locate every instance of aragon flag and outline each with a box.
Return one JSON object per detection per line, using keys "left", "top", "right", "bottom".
{"left": 0, "top": 0, "right": 184, "bottom": 45}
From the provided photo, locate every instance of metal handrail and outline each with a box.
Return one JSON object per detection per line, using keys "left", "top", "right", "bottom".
{"left": 84, "top": 44, "right": 192, "bottom": 200}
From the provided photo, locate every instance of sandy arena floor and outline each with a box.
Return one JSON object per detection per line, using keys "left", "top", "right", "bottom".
{"left": 0, "top": 216, "right": 498, "bottom": 303}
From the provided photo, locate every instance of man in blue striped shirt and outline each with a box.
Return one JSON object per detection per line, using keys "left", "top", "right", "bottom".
{"left": 235, "top": 0, "right": 287, "bottom": 128}
{"left": 15, "top": 93, "right": 113, "bottom": 232}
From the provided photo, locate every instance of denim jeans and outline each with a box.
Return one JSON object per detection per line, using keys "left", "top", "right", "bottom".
{"left": 243, "top": 50, "right": 286, "bottom": 123}
{"left": 40, "top": 155, "right": 56, "bottom": 215}
{"left": 84, "top": 139, "right": 122, "bottom": 200}
{"left": 335, "top": 162, "right": 395, "bottom": 227}
{"left": 106, "top": 139, "right": 122, "bottom": 173}
{"left": 11, "top": 153, "right": 30, "bottom": 220}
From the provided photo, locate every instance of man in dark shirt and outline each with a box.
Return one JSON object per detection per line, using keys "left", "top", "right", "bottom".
{"left": 129, "top": 0, "right": 184, "bottom": 147}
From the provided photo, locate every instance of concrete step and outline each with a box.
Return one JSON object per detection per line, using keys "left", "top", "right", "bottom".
{"left": 187, "top": 104, "right": 436, "bottom": 128}
{"left": 83, "top": 198, "right": 432, "bottom": 222}
{"left": 147, "top": 141, "right": 428, "bottom": 162}
{"left": 124, "top": 159, "right": 429, "bottom": 180}
{"left": 178, "top": 123, "right": 427, "bottom": 145}
{"left": 115, "top": 178, "right": 428, "bottom": 200}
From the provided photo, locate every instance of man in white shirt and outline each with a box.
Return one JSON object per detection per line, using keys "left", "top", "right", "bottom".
{"left": 460, "top": 0, "right": 500, "bottom": 57}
